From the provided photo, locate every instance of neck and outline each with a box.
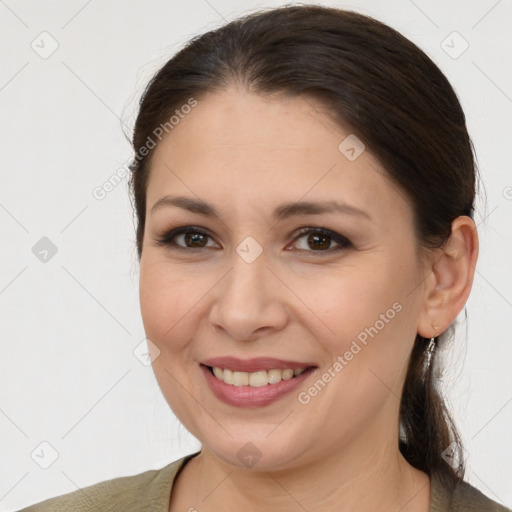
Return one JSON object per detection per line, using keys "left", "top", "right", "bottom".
{"left": 171, "top": 437, "right": 431, "bottom": 512}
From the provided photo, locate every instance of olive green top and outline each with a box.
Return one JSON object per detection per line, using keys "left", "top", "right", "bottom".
{"left": 17, "top": 451, "right": 511, "bottom": 511}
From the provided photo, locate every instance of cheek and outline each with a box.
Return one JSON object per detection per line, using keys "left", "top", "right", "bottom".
{"left": 139, "top": 258, "right": 195, "bottom": 352}
{"left": 293, "top": 263, "right": 402, "bottom": 342}
{"left": 299, "top": 260, "right": 417, "bottom": 383}
{"left": 299, "top": 275, "right": 414, "bottom": 436}
{"left": 139, "top": 259, "right": 202, "bottom": 421}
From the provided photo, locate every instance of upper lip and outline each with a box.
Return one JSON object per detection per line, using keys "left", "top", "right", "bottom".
{"left": 201, "top": 357, "right": 317, "bottom": 373}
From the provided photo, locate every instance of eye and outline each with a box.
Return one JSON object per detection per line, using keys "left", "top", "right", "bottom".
{"left": 154, "top": 226, "right": 219, "bottom": 250}
{"left": 154, "top": 225, "right": 352, "bottom": 254}
{"left": 290, "top": 227, "right": 352, "bottom": 253}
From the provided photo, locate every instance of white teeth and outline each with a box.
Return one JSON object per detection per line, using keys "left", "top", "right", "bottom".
{"left": 212, "top": 367, "right": 223, "bottom": 380}
{"left": 210, "top": 366, "right": 308, "bottom": 387}
{"left": 233, "top": 371, "right": 249, "bottom": 386}
{"left": 267, "top": 369, "right": 282, "bottom": 384}
{"left": 249, "top": 370, "right": 268, "bottom": 387}
{"left": 223, "top": 368, "right": 234, "bottom": 385}
{"left": 282, "top": 369, "right": 294, "bottom": 380}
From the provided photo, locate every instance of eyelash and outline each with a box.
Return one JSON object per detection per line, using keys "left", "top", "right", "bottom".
{"left": 154, "top": 226, "right": 352, "bottom": 255}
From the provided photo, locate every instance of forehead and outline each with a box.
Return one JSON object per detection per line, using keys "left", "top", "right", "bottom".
{"left": 146, "top": 87, "right": 412, "bottom": 225}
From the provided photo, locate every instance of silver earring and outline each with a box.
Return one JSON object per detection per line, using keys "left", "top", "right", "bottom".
{"left": 426, "top": 337, "right": 435, "bottom": 368}
{"left": 426, "top": 325, "right": 438, "bottom": 367}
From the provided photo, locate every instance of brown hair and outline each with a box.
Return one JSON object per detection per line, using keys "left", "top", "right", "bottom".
{"left": 128, "top": 4, "right": 478, "bottom": 488}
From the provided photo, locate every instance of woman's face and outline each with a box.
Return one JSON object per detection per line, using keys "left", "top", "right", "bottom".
{"left": 139, "top": 87, "right": 429, "bottom": 471}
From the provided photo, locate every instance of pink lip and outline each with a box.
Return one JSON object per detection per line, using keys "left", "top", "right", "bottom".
{"left": 200, "top": 364, "right": 317, "bottom": 407}
{"left": 201, "top": 356, "right": 316, "bottom": 372}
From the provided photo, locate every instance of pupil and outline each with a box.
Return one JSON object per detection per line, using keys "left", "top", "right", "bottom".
{"left": 186, "top": 233, "right": 206, "bottom": 247}
{"left": 309, "top": 233, "right": 330, "bottom": 250}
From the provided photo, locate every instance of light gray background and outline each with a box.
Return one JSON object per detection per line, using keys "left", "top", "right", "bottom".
{"left": 1, "top": 1, "right": 511, "bottom": 510}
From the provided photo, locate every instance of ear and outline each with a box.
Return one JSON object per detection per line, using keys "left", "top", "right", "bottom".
{"left": 417, "top": 215, "right": 479, "bottom": 338}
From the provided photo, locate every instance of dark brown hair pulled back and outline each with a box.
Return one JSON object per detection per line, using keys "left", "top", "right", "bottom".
{"left": 128, "top": 4, "right": 477, "bottom": 489}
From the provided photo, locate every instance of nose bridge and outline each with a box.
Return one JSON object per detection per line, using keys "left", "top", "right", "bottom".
{"left": 225, "top": 243, "right": 269, "bottom": 307}
{"left": 209, "top": 240, "right": 287, "bottom": 338}
{"left": 226, "top": 229, "right": 268, "bottom": 293}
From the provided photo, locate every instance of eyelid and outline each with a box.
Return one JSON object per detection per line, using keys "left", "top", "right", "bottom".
{"left": 154, "top": 225, "right": 352, "bottom": 253}
{"left": 289, "top": 226, "right": 352, "bottom": 253}
{"left": 154, "top": 226, "right": 219, "bottom": 250}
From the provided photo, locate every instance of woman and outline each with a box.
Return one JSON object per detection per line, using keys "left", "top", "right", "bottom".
{"left": 18, "top": 4, "right": 511, "bottom": 512}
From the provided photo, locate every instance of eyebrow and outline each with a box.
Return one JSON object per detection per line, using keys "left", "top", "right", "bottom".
{"left": 150, "top": 195, "right": 372, "bottom": 222}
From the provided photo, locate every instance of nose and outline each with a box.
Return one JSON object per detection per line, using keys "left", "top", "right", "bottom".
{"left": 208, "top": 250, "right": 288, "bottom": 341}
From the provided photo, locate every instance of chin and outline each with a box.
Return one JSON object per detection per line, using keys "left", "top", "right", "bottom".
{"left": 201, "top": 431, "right": 308, "bottom": 472}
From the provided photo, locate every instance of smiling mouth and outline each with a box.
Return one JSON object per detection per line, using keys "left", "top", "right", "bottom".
{"left": 202, "top": 364, "right": 317, "bottom": 387}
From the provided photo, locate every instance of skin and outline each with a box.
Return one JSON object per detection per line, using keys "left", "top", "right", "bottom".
{"left": 138, "top": 86, "right": 479, "bottom": 512}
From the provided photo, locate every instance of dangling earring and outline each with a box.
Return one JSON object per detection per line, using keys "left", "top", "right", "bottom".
{"left": 426, "top": 325, "right": 438, "bottom": 368}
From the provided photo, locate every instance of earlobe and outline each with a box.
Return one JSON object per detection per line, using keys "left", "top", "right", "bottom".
{"left": 417, "top": 215, "right": 479, "bottom": 338}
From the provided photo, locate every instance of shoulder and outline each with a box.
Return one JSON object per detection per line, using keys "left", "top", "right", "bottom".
{"left": 431, "top": 472, "right": 512, "bottom": 512}
{"left": 16, "top": 452, "right": 198, "bottom": 512}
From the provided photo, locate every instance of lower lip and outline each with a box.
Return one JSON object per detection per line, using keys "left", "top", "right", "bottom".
{"left": 200, "top": 364, "right": 316, "bottom": 407}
